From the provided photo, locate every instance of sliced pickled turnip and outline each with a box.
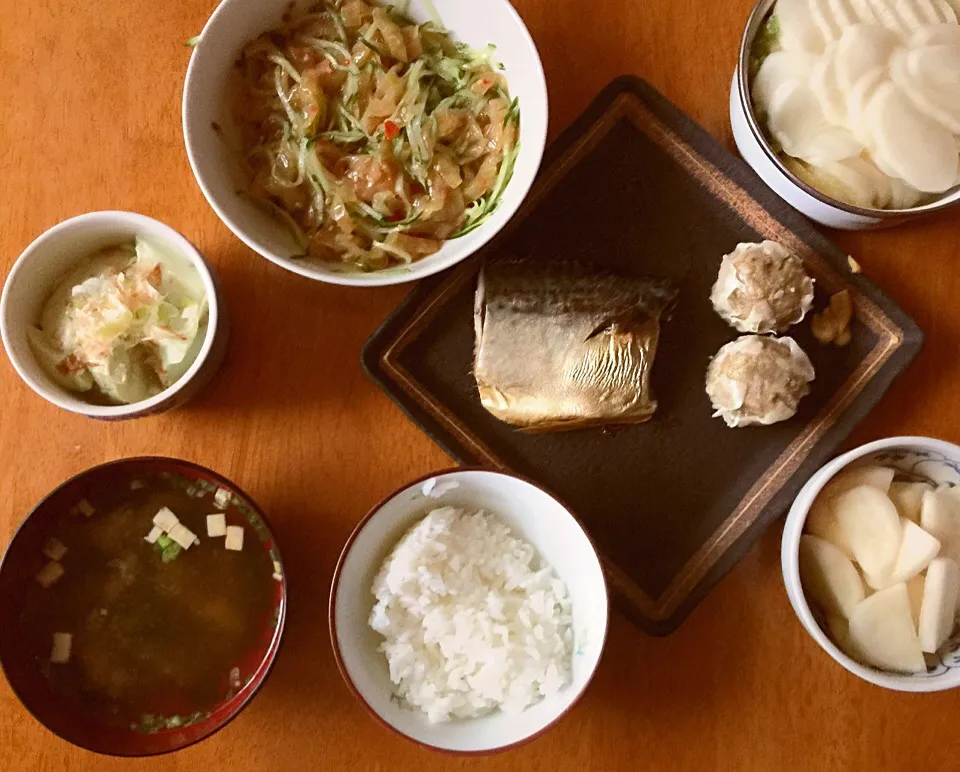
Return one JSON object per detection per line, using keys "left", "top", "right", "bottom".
{"left": 779, "top": 0, "right": 829, "bottom": 51}
{"left": 894, "top": 0, "right": 929, "bottom": 29}
{"left": 811, "top": 47, "right": 848, "bottom": 124}
{"left": 911, "top": 23, "right": 960, "bottom": 48}
{"left": 835, "top": 484, "right": 902, "bottom": 577}
{"left": 769, "top": 82, "right": 860, "bottom": 163}
{"left": 810, "top": 0, "right": 844, "bottom": 40}
{"left": 846, "top": 66, "right": 887, "bottom": 143}
{"left": 835, "top": 24, "right": 900, "bottom": 92}
{"left": 800, "top": 534, "right": 866, "bottom": 617}
{"left": 849, "top": 583, "right": 926, "bottom": 672}
{"left": 820, "top": 158, "right": 882, "bottom": 206}
{"left": 753, "top": 51, "right": 818, "bottom": 113}
{"left": 806, "top": 497, "right": 856, "bottom": 558}
{"left": 891, "top": 48, "right": 960, "bottom": 132}
{"left": 908, "top": 45, "right": 960, "bottom": 85}
{"left": 918, "top": 557, "right": 960, "bottom": 652}
{"left": 888, "top": 176, "right": 925, "bottom": 208}
{"left": 891, "top": 518, "right": 941, "bottom": 582}
{"left": 849, "top": 0, "right": 880, "bottom": 21}
{"left": 867, "top": 81, "right": 959, "bottom": 193}
{"left": 827, "top": 0, "right": 859, "bottom": 27}
{"left": 867, "top": 0, "right": 913, "bottom": 33}
{"left": 889, "top": 481, "right": 933, "bottom": 522}
{"left": 936, "top": 0, "right": 960, "bottom": 21}
{"left": 910, "top": 0, "right": 947, "bottom": 22}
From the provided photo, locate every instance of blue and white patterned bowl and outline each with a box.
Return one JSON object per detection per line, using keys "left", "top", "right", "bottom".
{"left": 782, "top": 437, "right": 960, "bottom": 692}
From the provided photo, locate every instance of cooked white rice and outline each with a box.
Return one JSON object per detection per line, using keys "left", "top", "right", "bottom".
{"left": 369, "top": 506, "right": 573, "bottom": 723}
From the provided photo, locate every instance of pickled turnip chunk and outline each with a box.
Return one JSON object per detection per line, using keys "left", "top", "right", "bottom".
{"left": 206, "top": 514, "right": 227, "bottom": 537}
{"left": 36, "top": 561, "right": 64, "bottom": 588}
{"left": 168, "top": 523, "right": 197, "bottom": 550}
{"left": 153, "top": 507, "right": 179, "bottom": 532}
{"left": 826, "top": 464, "right": 896, "bottom": 496}
{"left": 806, "top": 498, "right": 856, "bottom": 558}
{"left": 800, "top": 535, "right": 866, "bottom": 617}
{"left": 891, "top": 518, "right": 941, "bottom": 582}
{"left": 907, "top": 574, "right": 925, "bottom": 626}
{"left": 826, "top": 613, "right": 866, "bottom": 662}
{"left": 850, "top": 584, "right": 926, "bottom": 672}
{"left": 834, "top": 484, "right": 902, "bottom": 577}
{"left": 144, "top": 526, "right": 163, "bottom": 544}
{"left": 225, "top": 526, "right": 244, "bottom": 552}
{"left": 889, "top": 481, "right": 931, "bottom": 522}
{"left": 42, "top": 537, "right": 67, "bottom": 562}
{"left": 920, "top": 488, "right": 960, "bottom": 562}
{"left": 50, "top": 633, "right": 72, "bottom": 664}
{"left": 918, "top": 557, "right": 960, "bottom": 653}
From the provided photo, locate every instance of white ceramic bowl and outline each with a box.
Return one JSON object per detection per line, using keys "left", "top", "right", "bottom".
{"left": 0, "top": 211, "right": 226, "bottom": 420}
{"left": 182, "top": 0, "right": 548, "bottom": 286}
{"left": 731, "top": 0, "right": 960, "bottom": 230}
{"left": 329, "top": 469, "right": 609, "bottom": 753}
{"left": 783, "top": 436, "right": 960, "bottom": 691}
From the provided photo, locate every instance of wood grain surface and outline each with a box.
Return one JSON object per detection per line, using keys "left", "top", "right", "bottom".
{"left": 0, "top": 0, "right": 957, "bottom": 770}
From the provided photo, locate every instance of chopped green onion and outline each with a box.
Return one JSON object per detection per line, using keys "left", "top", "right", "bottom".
{"left": 185, "top": 35, "right": 200, "bottom": 48}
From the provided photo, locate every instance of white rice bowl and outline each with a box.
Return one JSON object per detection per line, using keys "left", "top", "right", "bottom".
{"left": 369, "top": 506, "right": 573, "bottom": 723}
{"left": 330, "top": 469, "right": 608, "bottom": 753}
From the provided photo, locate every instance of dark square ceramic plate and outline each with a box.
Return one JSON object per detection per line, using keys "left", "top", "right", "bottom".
{"left": 362, "top": 76, "right": 923, "bottom": 635}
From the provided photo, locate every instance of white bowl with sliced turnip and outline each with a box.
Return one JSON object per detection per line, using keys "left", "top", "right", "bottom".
{"left": 783, "top": 437, "right": 960, "bottom": 690}
{"left": 731, "top": 0, "right": 960, "bottom": 229}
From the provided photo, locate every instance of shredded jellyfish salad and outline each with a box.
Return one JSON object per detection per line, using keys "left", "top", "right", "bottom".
{"left": 233, "top": 0, "right": 520, "bottom": 271}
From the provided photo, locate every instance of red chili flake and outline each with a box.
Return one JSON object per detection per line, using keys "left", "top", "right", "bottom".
{"left": 344, "top": 58, "right": 351, "bottom": 65}
{"left": 481, "top": 78, "right": 490, "bottom": 86}
{"left": 388, "top": 210, "right": 403, "bottom": 222}
{"left": 383, "top": 120, "right": 399, "bottom": 140}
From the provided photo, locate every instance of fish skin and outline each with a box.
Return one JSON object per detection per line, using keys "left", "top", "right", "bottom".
{"left": 473, "top": 260, "right": 677, "bottom": 431}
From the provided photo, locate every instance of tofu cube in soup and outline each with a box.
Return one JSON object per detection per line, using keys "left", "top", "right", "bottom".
{"left": 76, "top": 499, "right": 95, "bottom": 517}
{"left": 153, "top": 507, "right": 179, "bottom": 532}
{"left": 36, "top": 561, "right": 64, "bottom": 588}
{"left": 206, "top": 514, "right": 227, "bottom": 538}
{"left": 225, "top": 526, "right": 244, "bottom": 552}
{"left": 50, "top": 633, "right": 72, "bottom": 664}
{"left": 42, "top": 537, "right": 67, "bottom": 562}
{"left": 168, "top": 523, "right": 198, "bottom": 550}
{"left": 144, "top": 526, "right": 163, "bottom": 544}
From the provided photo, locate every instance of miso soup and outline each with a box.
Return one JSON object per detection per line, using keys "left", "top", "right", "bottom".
{"left": 18, "top": 470, "right": 279, "bottom": 732}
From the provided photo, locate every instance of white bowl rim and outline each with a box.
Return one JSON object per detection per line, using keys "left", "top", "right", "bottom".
{"left": 0, "top": 210, "right": 220, "bottom": 419}
{"left": 736, "top": 0, "right": 960, "bottom": 219}
{"left": 782, "top": 435, "right": 960, "bottom": 692}
{"left": 328, "top": 466, "right": 610, "bottom": 753}
{"left": 182, "top": 0, "right": 549, "bottom": 287}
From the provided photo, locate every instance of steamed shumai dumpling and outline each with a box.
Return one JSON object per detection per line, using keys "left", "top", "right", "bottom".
{"left": 705, "top": 335, "right": 815, "bottom": 428}
{"left": 711, "top": 240, "right": 814, "bottom": 334}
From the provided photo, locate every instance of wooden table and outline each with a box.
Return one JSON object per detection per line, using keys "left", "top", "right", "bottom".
{"left": 1, "top": 0, "right": 957, "bottom": 769}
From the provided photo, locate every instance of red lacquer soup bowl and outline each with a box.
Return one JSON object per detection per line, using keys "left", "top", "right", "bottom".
{"left": 0, "top": 457, "right": 287, "bottom": 756}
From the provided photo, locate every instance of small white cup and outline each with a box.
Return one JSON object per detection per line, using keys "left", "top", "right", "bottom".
{"left": 0, "top": 211, "right": 226, "bottom": 419}
{"left": 782, "top": 436, "right": 960, "bottom": 691}
{"left": 330, "top": 469, "right": 609, "bottom": 752}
